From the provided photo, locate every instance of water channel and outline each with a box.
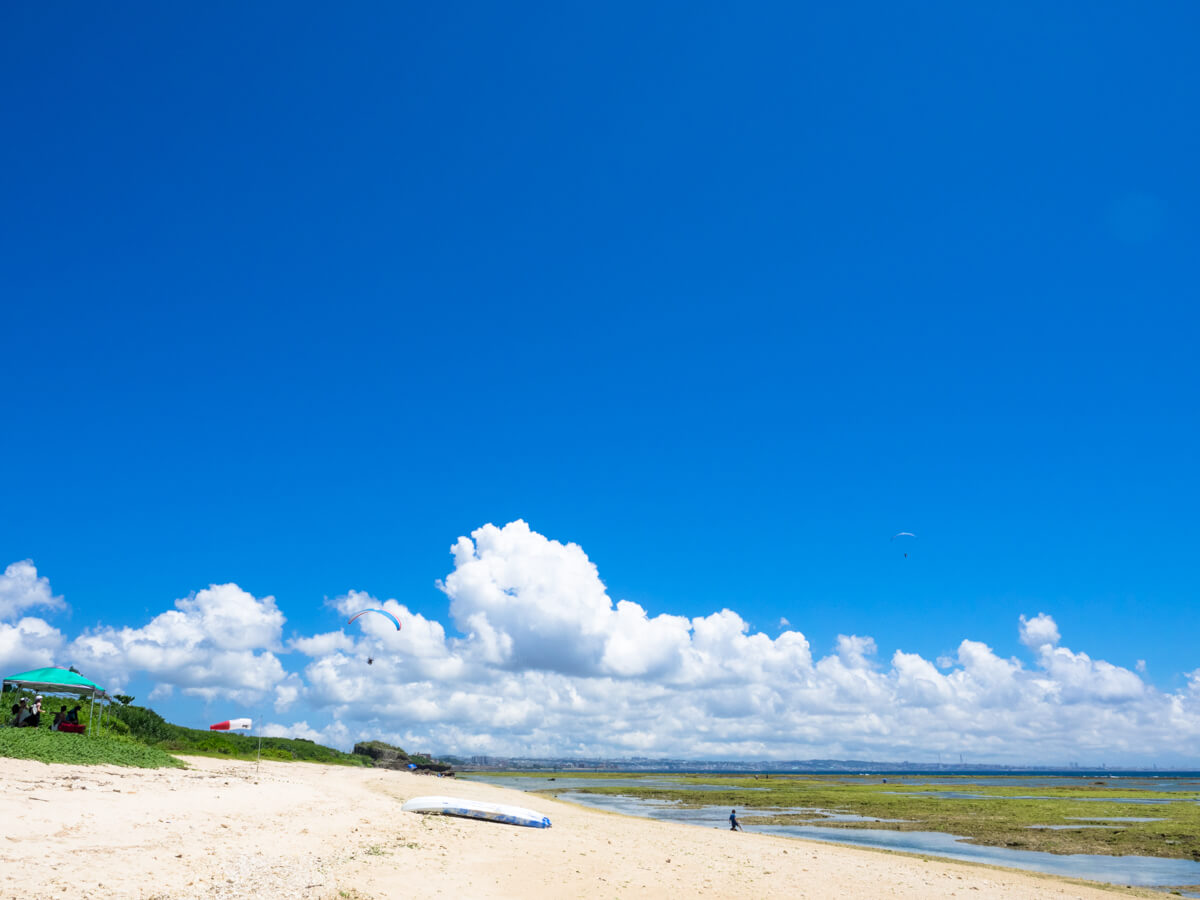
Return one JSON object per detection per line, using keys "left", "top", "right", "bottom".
{"left": 463, "top": 774, "right": 1200, "bottom": 892}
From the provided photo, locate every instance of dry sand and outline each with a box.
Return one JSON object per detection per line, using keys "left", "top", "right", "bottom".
{"left": 0, "top": 756, "right": 1155, "bottom": 899}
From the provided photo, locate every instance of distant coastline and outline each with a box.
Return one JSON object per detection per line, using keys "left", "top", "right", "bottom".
{"left": 449, "top": 755, "right": 1200, "bottom": 777}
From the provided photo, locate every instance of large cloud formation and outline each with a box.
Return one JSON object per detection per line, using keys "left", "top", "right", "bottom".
{"left": 68, "top": 584, "right": 289, "bottom": 704}
{"left": 5, "top": 522, "right": 1200, "bottom": 764}
{"left": 283, "top": 521, "right": 1200, "bottom": 763}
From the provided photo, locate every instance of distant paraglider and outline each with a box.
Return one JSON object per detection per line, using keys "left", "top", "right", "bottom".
{"left": 347, "top": 609, "right": 400, "bottom": 667}
{"left": 347, "top": 609, "right": 402, "bottom": 631}
{"left": 891, "top": 532, "right": 916, "bottom": 558}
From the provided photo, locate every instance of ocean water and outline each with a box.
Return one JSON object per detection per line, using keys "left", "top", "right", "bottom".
{"left": 462, "top": 774, "right": 766, "bottom": 793}
{"left": 835, "top": 773, "right": 1200, "bottom": 792}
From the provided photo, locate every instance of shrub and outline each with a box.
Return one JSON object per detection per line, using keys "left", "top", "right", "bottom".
{"left": 108, "top": 704, "right": 175, "bottom": 743}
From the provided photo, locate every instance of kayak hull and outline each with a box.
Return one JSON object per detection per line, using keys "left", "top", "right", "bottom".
{"left": 402, "top": 795, "right": 551, "bottom": 828}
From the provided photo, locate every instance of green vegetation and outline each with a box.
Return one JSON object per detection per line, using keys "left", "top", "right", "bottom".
{"left": 543, "top": 774, "right": 1200, "bottom": 861}
{"left": 354, "top": 739, "right": 412, "bottom": 763}
{"left": 0, "top": 726, "right": 184, "bottom": 768}
{"left": 2, "top": 689, "right": 364, "bottom": 768}
{"left": 1, "top": 689, "right": 436, "bottom": 773}
{"left": 108, "top": 704, "right": 370, "bottom": 766}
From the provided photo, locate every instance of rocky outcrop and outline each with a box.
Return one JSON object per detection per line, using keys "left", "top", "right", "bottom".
{"left": 353, "top": 740, "right": 455, "bottom": 774}
{"left": 353, "top": 740, "right": 411, "bottom": 769}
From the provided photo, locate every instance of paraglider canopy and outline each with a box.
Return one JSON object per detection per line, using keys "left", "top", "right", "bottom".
{"left": 891, "top": 532, "right": 915, "bottom": 557}
{"left": 347, "top": 609, "right": 401, "bottom": 631}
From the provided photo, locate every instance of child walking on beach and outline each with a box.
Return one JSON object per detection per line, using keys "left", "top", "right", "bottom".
{"left": 729, "top": 809, "right": 743, "bottom": 831}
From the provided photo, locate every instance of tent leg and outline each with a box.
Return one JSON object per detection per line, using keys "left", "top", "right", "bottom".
{"left": 88, "top": 692, "right": 96, "bottom": 738}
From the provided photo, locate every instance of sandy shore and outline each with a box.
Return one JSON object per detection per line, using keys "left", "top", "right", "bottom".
{"left": 0, "top": 756, "right": 1154, "bottom": 899}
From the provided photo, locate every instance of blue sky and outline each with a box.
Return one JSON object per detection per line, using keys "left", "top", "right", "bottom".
{"left": 2, "top": 3, "right": 1197, "bottom": 763}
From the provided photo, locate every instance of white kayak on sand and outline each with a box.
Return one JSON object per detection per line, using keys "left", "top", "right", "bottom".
{"left": 402, "top": 795, "right": 552, "bottom": 828}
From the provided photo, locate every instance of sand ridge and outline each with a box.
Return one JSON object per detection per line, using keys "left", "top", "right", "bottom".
{"left": 0, "top": 755, "right": 1151, "bottom": 898}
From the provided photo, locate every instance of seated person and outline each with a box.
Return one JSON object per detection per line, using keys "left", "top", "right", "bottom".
{"left": 52, "top": 708, "right": 66, "bottom": 731}
{"left": 15, "top": 699, "right": 31, "bottom": 727}
{"left": 9, "top": 703, "right": 19, "bottom": 726}
{"left": 66, "top": 704, "right": 81, "bottom": 724}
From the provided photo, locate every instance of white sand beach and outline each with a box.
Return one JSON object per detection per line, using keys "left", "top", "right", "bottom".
{"left": 0, "top": 756, "right": 1155, "bottom": 899}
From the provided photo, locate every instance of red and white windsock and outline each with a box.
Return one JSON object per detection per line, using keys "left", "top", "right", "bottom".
{"left": 209, "top": 718, "right": 252, "bottom": 731}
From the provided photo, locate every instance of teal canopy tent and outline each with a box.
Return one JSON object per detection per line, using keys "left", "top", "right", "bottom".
{"left": 3, "top": 667, "right": 109, "bottom": 734}
{"left": 3, "top": 667, "right": 106, "bottom": 696}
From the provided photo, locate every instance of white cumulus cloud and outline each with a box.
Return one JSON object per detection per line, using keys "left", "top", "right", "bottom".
{"left": 11, "top": 528, "right": 1200, "bottom": 768}
{"left": 0, "top": 560, "right": 65, "bottom": 620}
{"left": 68, "top": 583, "right": 288, "bottom": 702}
{"left": 0, "top": 561, "right": 68, "bottom": 674}
{"left": 1019, "top": 612, "right": 1061, "bottom": 650}
{"left": 261, "top": 524, "right": 1200, "bottom": 765}
{"left": 0, "top": 616, "right": 67, "bottom": 674}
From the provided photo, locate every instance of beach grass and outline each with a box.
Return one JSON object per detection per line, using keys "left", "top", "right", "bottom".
{"left": 541, "top": 774, "right": 1200, "bottom": 861}
{"left": 0, "top": 726, "right": 185, "bottom": 768}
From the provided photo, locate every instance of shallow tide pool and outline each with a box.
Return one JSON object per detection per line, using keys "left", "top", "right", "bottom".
{"left": 467, "top": 778, "right": 1200, "bottom": 891}
{"left": 559, "top": 791, "right": 1200, "bottom": 889}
